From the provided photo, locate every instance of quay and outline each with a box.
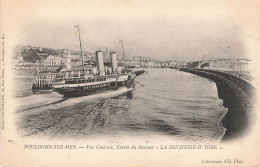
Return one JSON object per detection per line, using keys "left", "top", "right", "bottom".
{"left": 130, "top": 69, "right": 145, "bottom": 76}
{"left": 180, "top": 68, "right": 255, "bottom": 140}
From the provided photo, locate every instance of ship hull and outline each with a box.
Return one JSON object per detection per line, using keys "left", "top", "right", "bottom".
{"left": 53, "top": 80, "right": 134, "bottom": 97}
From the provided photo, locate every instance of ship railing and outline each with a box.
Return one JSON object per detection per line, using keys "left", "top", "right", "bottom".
{"left": 32, "top": 72, "right": 56, "bottom": 91}
{"left": 54, "top": 73, "right": 127, "bottom": 81}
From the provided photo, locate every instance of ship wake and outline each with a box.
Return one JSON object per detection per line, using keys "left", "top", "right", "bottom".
{"left": 16, "top": 87, "right": 133, "bottom": 113}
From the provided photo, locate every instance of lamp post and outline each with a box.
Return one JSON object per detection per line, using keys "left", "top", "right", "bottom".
{"left": 227, "top": 46, "right": 231, "bottom": 60}
{"left": 240, "top": 62, "right": 242, "bottom": 76}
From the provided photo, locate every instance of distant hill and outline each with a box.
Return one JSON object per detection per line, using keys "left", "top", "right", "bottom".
{"left": 14, "top": 45, "right": 123, "bottom": 63}
{"left": 14, "top": 45, "right": 60, "bottom": 63}
{"left": 21, "top": 49, "right": 40, "bottom": 63}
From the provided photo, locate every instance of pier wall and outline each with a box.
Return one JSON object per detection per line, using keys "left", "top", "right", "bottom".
{"left": 180, "top": 68, "right": 256, "bottom": 140}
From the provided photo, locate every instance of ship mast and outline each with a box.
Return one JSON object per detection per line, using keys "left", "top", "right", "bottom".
{"left": 75, "top": 25, "right": 84, "bottom": 66}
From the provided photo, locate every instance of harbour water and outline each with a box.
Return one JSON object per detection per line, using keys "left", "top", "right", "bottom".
{"left": 14, "top": 68, "right": 227, "bottom": 141}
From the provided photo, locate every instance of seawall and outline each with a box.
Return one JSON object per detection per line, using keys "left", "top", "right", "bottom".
{"left": 180, "top": 68, "right": 256, "bottom": 141}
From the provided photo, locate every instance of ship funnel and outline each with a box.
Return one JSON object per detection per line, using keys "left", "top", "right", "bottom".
{"left": 110, "top": 52, "right": 118, "bottom": 73}
{"left": 96, "top": 51, "right": 105, "bottom": 75}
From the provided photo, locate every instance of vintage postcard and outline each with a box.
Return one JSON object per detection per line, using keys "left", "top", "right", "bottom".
{"left": 0, "top": 0, "right": 260, "bottom": 166}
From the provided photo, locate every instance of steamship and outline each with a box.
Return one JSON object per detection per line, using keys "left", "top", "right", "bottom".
{"left": 32, "top": 51, "right": 136, "bottom": 97}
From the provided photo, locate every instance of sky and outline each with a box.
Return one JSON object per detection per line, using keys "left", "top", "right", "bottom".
{"left": 15, "top": 0, "right": 248, "bottom": 61}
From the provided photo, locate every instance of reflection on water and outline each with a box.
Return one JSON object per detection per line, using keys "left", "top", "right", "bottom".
{"left": 14, "top": 68, "right": 228, "bottom": 141}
